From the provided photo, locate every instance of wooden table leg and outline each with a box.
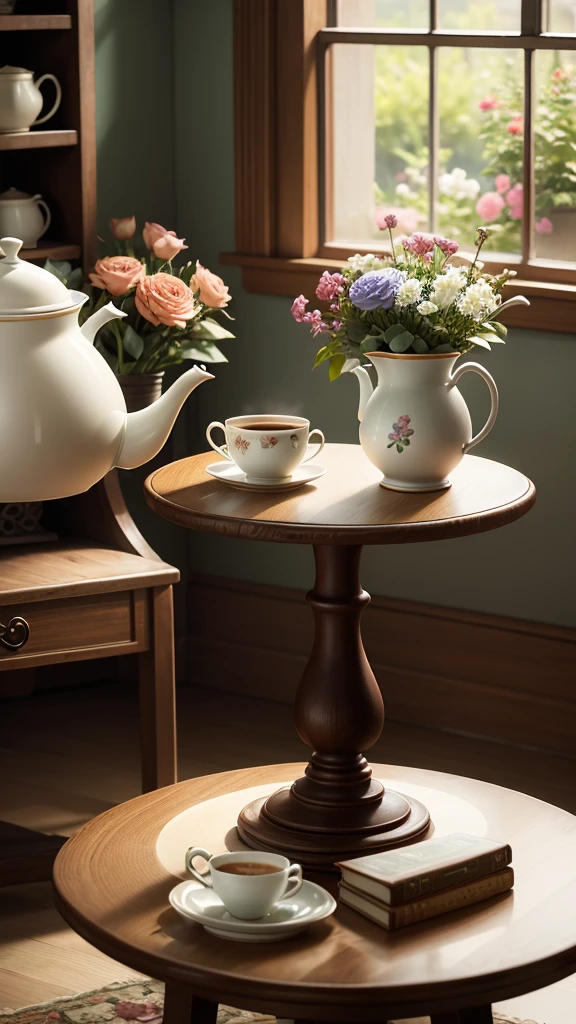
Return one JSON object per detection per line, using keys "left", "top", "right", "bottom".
{"left": 138, "top": 585, "right": 177, "bottom": 792}
{"left": 238, "top": 544, "right": 430, "bottom": 869}
{"left": 163, "top": 983, "right": 218, "bottom": 1024}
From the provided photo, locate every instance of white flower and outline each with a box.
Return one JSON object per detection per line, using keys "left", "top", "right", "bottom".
{"left": 430, "top": 266, "right": 467, "bottom": 309}
{"left": 438, "top": 167, "right": 481, "bottom": 201}
{"left": 458, "top": 279, "right": 499, "bottom": 320}
{"left": 417, "top": 300, "right": 438, "bottom": 315}
{"left": 395, "top": 278, "right": 422, "bottom": 307}
{"left": 347, "top": 253, "right": 391, "bottom": 274}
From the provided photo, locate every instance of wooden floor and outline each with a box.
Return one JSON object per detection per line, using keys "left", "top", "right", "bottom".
{"left": 0, "top": 680, "right": 575, "bottom": 1023}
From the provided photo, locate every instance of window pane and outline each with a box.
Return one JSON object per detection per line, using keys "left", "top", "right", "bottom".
{"left": 437, "top": 47, "right": 523, "bottom": 255}
{"left": 337, "top": 0, "right": 429, "bottom": 29}
{"left": 545, "top": 0, "right": 576, "bottom": 32}
{"left": 329, "top": 45, "right": 429, "bottom": 244}
{"left": 533, "top": 52, "right": 576, "bottom": 262}
{"left": 438, "top": 0, "right": 521, "bottom": 30}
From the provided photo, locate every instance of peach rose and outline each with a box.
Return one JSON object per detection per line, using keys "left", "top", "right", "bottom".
{"left": 189, "top": 261, "right": 231, "bottom": 308}
{"left": 135, "top": 272, "right": 199, "bottom": 329}
{"left": 152, "top": 232, "right": 188, "bottom": 261}
{"left": 142, "top": 221, "right": 168, "bottom": 249}
{"left": 89, "top": 256, "right": 144, "bottom": 296}
{"left": 110, "top": 216, "right": 136, "bottom": 240}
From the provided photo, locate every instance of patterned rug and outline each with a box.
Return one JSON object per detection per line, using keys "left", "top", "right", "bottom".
{"left": 0, "top": 977, "right": 542, "bottom": 1024}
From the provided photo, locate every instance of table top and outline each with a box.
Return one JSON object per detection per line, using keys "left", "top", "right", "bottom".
{"left": 53, "top": 763, "right": 576, "bottom": 1021}
{"left": 144, "top": 445, "right": 535, "bottom": 545}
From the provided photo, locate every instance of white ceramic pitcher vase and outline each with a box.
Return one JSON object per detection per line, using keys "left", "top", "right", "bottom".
{"left": 353, "top": 352, "right": 499, "bottom": 492}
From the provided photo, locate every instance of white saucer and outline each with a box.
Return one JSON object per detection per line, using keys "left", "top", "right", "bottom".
{"left": 205, "top": 461, "right": 326, "bottom": 492}
{"left": 169, "top": 878, "right": 336, "bottom": 942}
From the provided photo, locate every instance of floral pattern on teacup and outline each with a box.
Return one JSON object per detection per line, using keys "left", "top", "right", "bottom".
{"left": 290, "top": 434, "right": 299, "bottom": 449}
{"left": 387, "top": 414, "right": 414, "bottom": 454}
{"left": 260, "top": 435, "right": 278, "bottom": 448}
{"left": 235, "top": 435, "right": 250, "bottom": 454}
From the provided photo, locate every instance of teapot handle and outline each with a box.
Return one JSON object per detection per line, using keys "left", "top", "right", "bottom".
{"left": 33, "top": 74, "right": 62, "bottom": 126}
{"left": 32, "top": 196, "right": 51, "bottom": 236}
{"left": 449, "top": 361, "right": 499, "bottom": 453}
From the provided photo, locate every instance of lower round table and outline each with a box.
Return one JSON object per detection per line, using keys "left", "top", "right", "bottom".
{"left": 144, "top": 445, "right": 535, "bottom": 870}
{"left": 53, "top": 763, "right": 576, "bottom": 1024}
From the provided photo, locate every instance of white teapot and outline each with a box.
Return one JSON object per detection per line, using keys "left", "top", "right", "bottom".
{"left": 0, "top": 66, "right": 62, "bottom": 133}
{"left": 0, "top": 188, "right": 51, "bottom": 247}
{"left": 0, "top": 237, "right": 213, "bottom": 501}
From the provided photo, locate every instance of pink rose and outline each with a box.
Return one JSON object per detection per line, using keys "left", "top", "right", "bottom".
{"left": 89, "top": 255, "right": 144, "bottom": 296}
{"left": 152, "top": 233, "right": 188, "bottom": 261}
{"left": 142, "top": 221, "right": 169, "bottom": 249}
{"left": 135, "top": 272, "right": 199, "bottom": 328}
{"left": 291, "top": 295, "right": 309, "bottom": 322}
{"left": 475, "top": 191, "right": 506, "bottom": 222}
{"left": 110, "top": 216, "right": 136, "bottom": 241}
{"left": 495, "top": 174, "right": 511, "bottom": 195}
{"left": 535, "top": 216, "right": 553, "bottom": 234}
{"left": 315, "top": 271, "right": 346, "bottom": 301}
{"left": 189, "top": 262, "right": 231, "bottom": 308}
{"left": 479, "top": 96, "right": 500, "bottom": 110}
{"left": 507, "top": 117, "right": 523, "bottom": 135}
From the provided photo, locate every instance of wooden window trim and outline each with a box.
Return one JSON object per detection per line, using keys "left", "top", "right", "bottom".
{"left": 225, "top": 0, "right": 576, "bottom": 333}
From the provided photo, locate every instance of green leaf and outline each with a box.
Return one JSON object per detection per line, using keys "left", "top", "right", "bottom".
{"left": 384, "top": 323, "right": 409, "bottom": 343}
{"left": 403, "top": 438, "right": 411, "bottom": 446}
{"left": 346, "top": 321, "right": 368, "bottom": 345}
{"left": 360, "top": 336, "right": 380, "bottom": 353}
{"left": 329, "top": 354, "right": 346, "bottom": 381}
{"left": 433, "top": 244, "right": 445, "bottom": 273}
{"left": 433, "top": 343, "right": 457, "bottom": 353}
{"left": 469, "top": 335, "right": 492, "bottom": 350}
{"left": 396, "top": 443, "right": 403, "bottom": 453}
{"left": 389, "top": 330, "right": 415, "bottom": 353}
{"left": 67, "top": 267, "right": 84, "bottom": 290}
{"left": 180, "top": 342, "right": 228, "bottom": 363}
{"left": 190, "top": 317, "right": 235, "bottom": 341}
{"left": 314, "top": 345, "right": 333, "bottom": 367}
{"left": 412, "top": 336, "right": 429, "bottom": 353}
{"left": 122, "top": 325, "right": 145, "bottom": 359}
{"left": 180, "top": 261, "right": 196, "bottom": 286}
{"left": 490, "top": 320, "right": 508, "bottom": 339}
{"left": 44, "top": 258, "right": 71, "bottom": 283}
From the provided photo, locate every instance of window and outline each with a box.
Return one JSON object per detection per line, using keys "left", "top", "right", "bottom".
{"left": 224, "top": 0, "right": 576, "bottom": 332}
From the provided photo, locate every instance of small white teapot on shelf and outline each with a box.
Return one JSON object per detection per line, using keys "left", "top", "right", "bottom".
{"left": 0, "top": 237, "right": 214, "bottom": 501}
{"left": 0, "top": 188, "right": 51, "bottom": 247}
{"left": 0, "top": 66, "right": 62, "bottom": 133}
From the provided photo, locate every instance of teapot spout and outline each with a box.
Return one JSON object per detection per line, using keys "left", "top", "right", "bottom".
{"left": 81, "top": 301, "right": 127, "bottom": 344}
{"left": 115, "top": 365, "right": 214, "bottom": 470}
{"left": 352, "top": 365, "right": 374, "bottom": 422}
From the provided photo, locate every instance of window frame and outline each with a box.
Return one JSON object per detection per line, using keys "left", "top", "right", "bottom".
{"left": 222, "top": 0, "right": 576, "bottom": 333}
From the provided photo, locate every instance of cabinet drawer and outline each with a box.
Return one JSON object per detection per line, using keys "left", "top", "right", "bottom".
{"left": 0, "top": 590, "right": 148, "bottom": 668}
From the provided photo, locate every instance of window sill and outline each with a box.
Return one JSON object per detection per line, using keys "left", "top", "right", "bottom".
{"left": 220, "top": 252, "right": 576, "bottom": 334}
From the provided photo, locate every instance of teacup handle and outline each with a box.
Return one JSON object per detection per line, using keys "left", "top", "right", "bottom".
{"left": 33, "top": 74, "right": 62, "bottom": 126}
{"left": 283, "top": 863, "right": 303, "bottom": 900}
{"left": 302, "top": 428, "right": 325, "bottom": 464}
{"left": 206, "top": 421, "right": 231, "bottom": 461}
{"left": 185, "top": 846, "right": 213, "bottom": 887}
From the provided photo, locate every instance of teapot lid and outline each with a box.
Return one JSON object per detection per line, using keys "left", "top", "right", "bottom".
{"left": 0, "top": 237, "right": 77, "bottom": 316}
{"left": 0, "top": 188, "right": 32, "bottom": 201}
{"left": 0, "top": 66, "right": 31, "bottom": 77}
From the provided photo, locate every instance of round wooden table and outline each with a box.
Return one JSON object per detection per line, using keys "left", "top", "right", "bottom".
{"left": 53, "top": 763, "right": 576, "bottom": 1024}
{"left": 145, "top": 445, "right": 535, "bottom": 870}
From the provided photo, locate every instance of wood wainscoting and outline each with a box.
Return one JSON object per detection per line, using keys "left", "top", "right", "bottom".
{"left": 188, "top": 574, "right": 576, "bottom": 756}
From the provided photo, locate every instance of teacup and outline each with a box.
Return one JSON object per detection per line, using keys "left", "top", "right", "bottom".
{"left": 206, "top": 414, "right": 325, "bottom": 484}
{"left": 185, "top": 847, "right": 303, "bottom": 920}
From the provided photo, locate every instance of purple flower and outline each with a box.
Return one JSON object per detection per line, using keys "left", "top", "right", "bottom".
{"left": 315, "top": 271, "right": 346, "bottom": 301}
{"left": 291, "top": 294, "right": 309, "bottom": 322}
{"left": 349, "top": 268, "right": 404, "bottom": 311}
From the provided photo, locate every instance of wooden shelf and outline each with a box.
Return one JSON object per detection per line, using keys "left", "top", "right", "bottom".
{"left": 0, "top": 14, "right": 72, "bottom": 30}
{"left": 20, "top": 241, "right": 81, "bottom": 261}
{"left": 0, "top": 129, "right": 77, "bottom": 150}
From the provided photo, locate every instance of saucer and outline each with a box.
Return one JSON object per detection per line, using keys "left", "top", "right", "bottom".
{"left": 169, "top": 878, "right": 336, "bottom": 942}
{"left": 205, "top": 461, "right": 327, "bottom": 492}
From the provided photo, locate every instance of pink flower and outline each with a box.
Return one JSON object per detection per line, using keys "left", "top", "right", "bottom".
{"left": 509, "top": 206, "right": 523, "bottom": 220}
{"left": 315, "top": 271, "right": 346, "bottom": 301}
{"left": 89, "top": 255, "right": 144, "bottom": 295}
{"left": 479, "top": 96, "right": 500, "bottom": 110}
{"left": 375, "top": 211, "right": 398, "bottom": 230}
{"left": 302, "top": 308, "right": 329, "bottom": 337}
{"left": 552, "top": 67, "right": 568, "bottom": 81}
{"left": 475, "top": 192, "right": 506, "bottom": 222}
{"left": 115, "top": 1003, "right": 162, "bottom": 1022}
{"left": 507, "top": 117, "right": 523, "bottom": 135}
{"left": 135, "top": 272, "right": 199, "bottom": 329}
{"left": 291, "top": 294, "right": 309, "bottom": 322}
{"left": 190, "top": 262, "right": 231, "bottom": 308}
{"left": 152, "top": 232, "right": 188, "bottom": 261}
{"left": 536, "top": 216, "right": 553, "bottom": 234}
{"left": 110, "top": 216, "right": 136, "bottom": 241}
{"left": 329, "top": 301, "right": 340, "bottom": 312}
{"left": 433, "top": 236, "right": 459, "bottom": 256}
{"left": 495, "top": 174, "right": 511, "bottom": 195}
{"left": 403, "top": 232, "right": 434, "bottom": 256}
{"left": 505, "top": 184, "right": 523, "bottom": 210}
{"left": 395, "top": 171, "right": 407, "bottom": 182}
{"left": 142, "top": 222, "right": 169, "bottom": 249}
{"left": 332, "top": 319, "right": 342, "bottom": 330}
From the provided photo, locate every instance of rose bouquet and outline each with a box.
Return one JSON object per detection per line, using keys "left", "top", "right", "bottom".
{"left": 292, "top": 219, "right": 528, "bottom": 380}
{"left": 46, "top": 216, "right": 234, "bottom": 374}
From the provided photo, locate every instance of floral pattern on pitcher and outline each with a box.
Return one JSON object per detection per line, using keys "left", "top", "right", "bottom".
{"left": 260, "top": 435, "right": 278, "bottom": 449}
{"left": 387, "top": 415, "right": 414, "bottom": 454}
{"left": 235, "top": 435, "right": 250, "bottom": 454}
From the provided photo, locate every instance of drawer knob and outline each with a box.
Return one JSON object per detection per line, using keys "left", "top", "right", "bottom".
{"left": 0, "top": 616, "right": 30, "bottom": 651}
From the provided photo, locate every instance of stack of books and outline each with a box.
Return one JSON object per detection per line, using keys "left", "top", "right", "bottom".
{"left": 337, "top": 833, "right": 514, "bottom": 930}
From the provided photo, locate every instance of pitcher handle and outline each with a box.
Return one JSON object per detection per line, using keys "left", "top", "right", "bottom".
{"left": 206, "top": 421, "right": 231, "bottom": 461}
{"left": 302, "top": 428, "right": 325, "bottom": 464}
{"left": 33, "top": 196, "right": 51, "bottom": 235}
{"left": 33, "top": 74, "right": 62, "bottom": 126}
{"left": 449, "top": 361, "right": 499, "bottom": 454}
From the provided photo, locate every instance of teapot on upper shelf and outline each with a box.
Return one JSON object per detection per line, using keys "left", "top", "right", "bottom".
{"left": 0, "top": 237, "right": 214, "bottom": 502}
{"left": 0, "top": 66, "right": 62, "bottom": 133}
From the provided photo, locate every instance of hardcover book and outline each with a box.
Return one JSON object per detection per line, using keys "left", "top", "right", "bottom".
{"left": 336, "top": 833, "right": 512, "bottom": 905}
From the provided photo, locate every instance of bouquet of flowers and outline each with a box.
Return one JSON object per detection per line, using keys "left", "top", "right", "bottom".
{"left": 291, "top": 219, "right": 528, "bottom": 380}
{"left": 46, "top": 216, "right": 234, "bottom": 374}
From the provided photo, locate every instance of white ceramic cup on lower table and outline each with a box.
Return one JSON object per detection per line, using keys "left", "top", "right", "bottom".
{"left": 206, "top": 414, "right": 325, "bottom": 484}
{"left": 185, "top": 848, "right": 303, "bottom": 920}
